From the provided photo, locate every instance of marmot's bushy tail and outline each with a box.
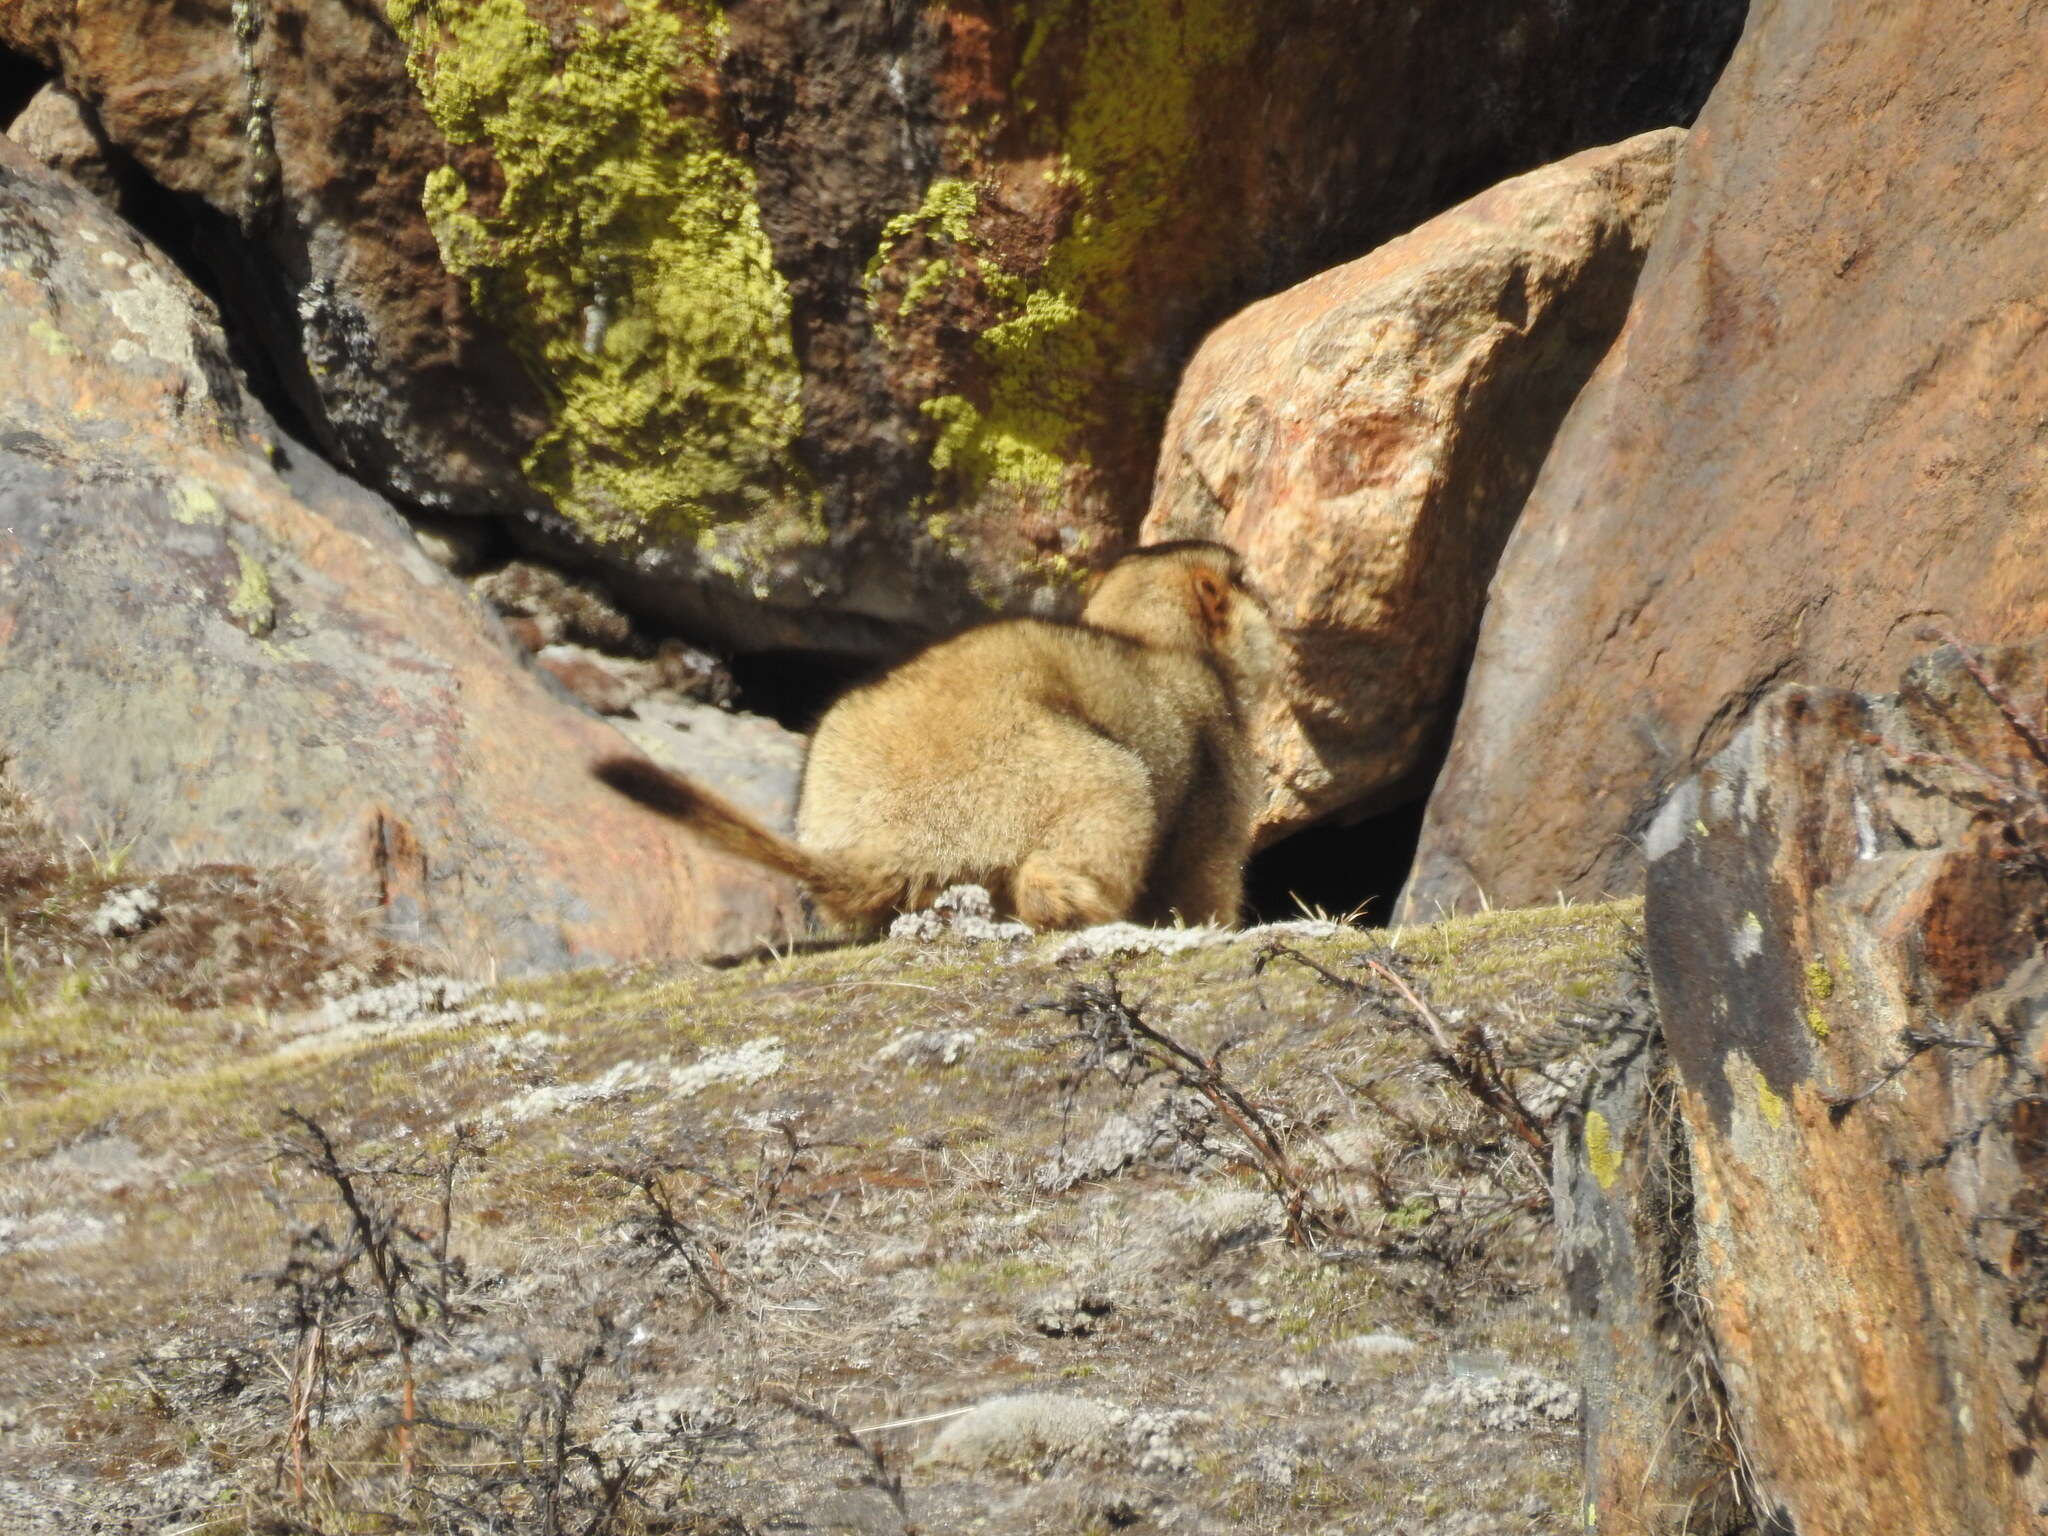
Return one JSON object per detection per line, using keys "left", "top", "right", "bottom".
{"left": 592, "top": 756, "right": 899, "bottom": 926}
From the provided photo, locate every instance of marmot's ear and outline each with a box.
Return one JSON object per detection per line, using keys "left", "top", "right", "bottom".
{"left": 1188, "top": 563, "right": 1231, "bottom": 641}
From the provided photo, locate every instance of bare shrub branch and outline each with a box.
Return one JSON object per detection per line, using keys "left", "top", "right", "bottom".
{"left": 1028, "top": 973, "right": 1327, "bottom": 1245}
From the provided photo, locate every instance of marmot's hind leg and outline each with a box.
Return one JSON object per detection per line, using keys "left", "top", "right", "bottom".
{"left": 1010, "top": 734, "right": 1156, "bottom": 930}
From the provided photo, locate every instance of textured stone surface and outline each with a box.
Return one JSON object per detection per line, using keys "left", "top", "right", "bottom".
{"left": 1144, "top": 131, "right": 1684, "bottom": 843}
{"left": 0, "top": 140, "right": 802, "bottom": 972}
{"left": 1404, "top": 0, "right": 2048, "bottom": 920}
{"left": 1638, "top": 638, "right": 2048, "bottom": 1531}
{"left": 1, "top": 0, "right": 1742, "bottom": 653}
{"left": 6, "top": 83, "right": 123, "bottom": 203}
{"left": 0, "top": 0, "right": 548, "bottom": 520}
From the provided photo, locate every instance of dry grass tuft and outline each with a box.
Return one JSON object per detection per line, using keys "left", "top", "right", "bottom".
{"left": 0, "top": 775, "right": 407, "bottom": 1012}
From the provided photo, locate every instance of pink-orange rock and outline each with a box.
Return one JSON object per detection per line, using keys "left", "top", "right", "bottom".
{"left": 1143, "top": 131, "right": 1684, "bottom": 843}
{"left": 0, "top": 140, "right": 801, "bottom": 972}
{"left": 1402, "top": 0, "right": 2048, "bottom": 920}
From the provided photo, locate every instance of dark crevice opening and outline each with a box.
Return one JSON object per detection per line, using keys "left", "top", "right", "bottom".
{"left": 2, "top": 65, "right": 329, "bottom": 459}
{"left": 1244, "top": 798, "right": 1428, "bottom": 929}
{"left": 0, "top": 49, "right": 49, "bottom": 127}
{"left": 115, "top": 176, "right": 328, "bottom": 455}
{"left": 726, "top": 649, "right": 881, "bottom": 736}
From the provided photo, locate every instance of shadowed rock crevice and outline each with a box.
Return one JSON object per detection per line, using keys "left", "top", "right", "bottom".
{"left": 0, "top": 45, "right": 47, "bottom": 124}
{"left": 1243, "top": 798, "right": 1428, "bottom": 928}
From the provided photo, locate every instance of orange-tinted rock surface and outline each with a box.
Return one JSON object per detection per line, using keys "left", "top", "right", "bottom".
{"left": 1144, "top": 131, "right": 1684, "bottom": 843}
{"left": 1626, "top": 638, "right": 2048, "bottom": 1530}
{"left": 1404, "top": 0, "right": 2048, "bottom": 920}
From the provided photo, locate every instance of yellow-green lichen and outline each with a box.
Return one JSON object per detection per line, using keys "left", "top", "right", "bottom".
{"left": 1754, "top": 1070, "right": 1785, "bottom": 1129}
{"left": 879, "top": 0, "right": 1260, "bottom": 503}
{"left": 988, "top": 0, "right": 1258, "bottom": 461}
{"left": 28, "top": 317, "right": 75, "bottom": 359}
{"left": 1584, "top": 1110, "right": 1621, "bottom": 1190}
{"left": 898, "top": 256, "right": 955, "bottom": 319}
{"left": 1804, "top": 959, "right": 1834, "bottom": 1040}
{"left": 169, "top": 482, "right": 226, "bottom": 527}
{"left": 388, "top": 0, "right": 812, "bottom": 543}
{"left": 922, "top": 393, "right": 1066, "bottom": 496}
{"left": 227, "top": 543, "right": 275, "bottom": 638}
{"left": 865, "top": 177, "right": 981, "bottom": 300}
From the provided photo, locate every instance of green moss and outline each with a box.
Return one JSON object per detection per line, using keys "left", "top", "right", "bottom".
{"left": 1386, "top": 1194, "right": 1436, "bottom": 1231}
{"left": 1584, "top": 1110, "right": 1621, "bottom": 1190}
{"left": 226, "top": 543, "right": 276, "bottom": 638}
{"left": 388, "top": 0, "right": 812, "bottom": 543}
{"left": 876, "top": 1, "right": 1260, "bottom": 504}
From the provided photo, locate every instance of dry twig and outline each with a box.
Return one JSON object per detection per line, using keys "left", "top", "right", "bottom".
{"left": 1029, "top": 974, "right": 1326, "bottom": 1245}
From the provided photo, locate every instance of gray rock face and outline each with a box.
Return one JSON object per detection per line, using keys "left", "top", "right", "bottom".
{"left": 1552, "top": 1001, "right": 1745, "bottom": 1534}
{"left": 0, "top": 140, "right": 803, "bottom": 972}
{"left": 6, "top": 84, "right": 124, "bottom": 203}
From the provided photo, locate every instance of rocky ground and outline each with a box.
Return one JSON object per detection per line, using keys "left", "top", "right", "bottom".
{"left": 0, "top": 787, "right": 1640, "bottom": 1535}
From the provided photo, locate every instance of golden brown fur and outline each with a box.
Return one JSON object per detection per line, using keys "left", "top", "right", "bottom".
{"left": 594, "top": 541, "right": 1278, "bottom": 934}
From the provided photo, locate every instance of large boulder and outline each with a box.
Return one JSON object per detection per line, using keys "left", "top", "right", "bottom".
{"left": 0, "top": 139, "right": 802, "bottom": 972}
{"left": 1143, "top": 130, "right": 1685, "bottom": 843}
{"left": 0, "top": 0, "right": 1743, "bottom": 653}
{"left": 1403, "top": 0, "right": 2048, "bottom": 920}
{"left": 1575, "top": 638, "right": 2048, "bottom": 1530}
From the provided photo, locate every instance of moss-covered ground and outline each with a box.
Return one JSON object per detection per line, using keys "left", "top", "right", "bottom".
{"left": 0, "top": 790, "right": 1637, "bottom": 1533}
